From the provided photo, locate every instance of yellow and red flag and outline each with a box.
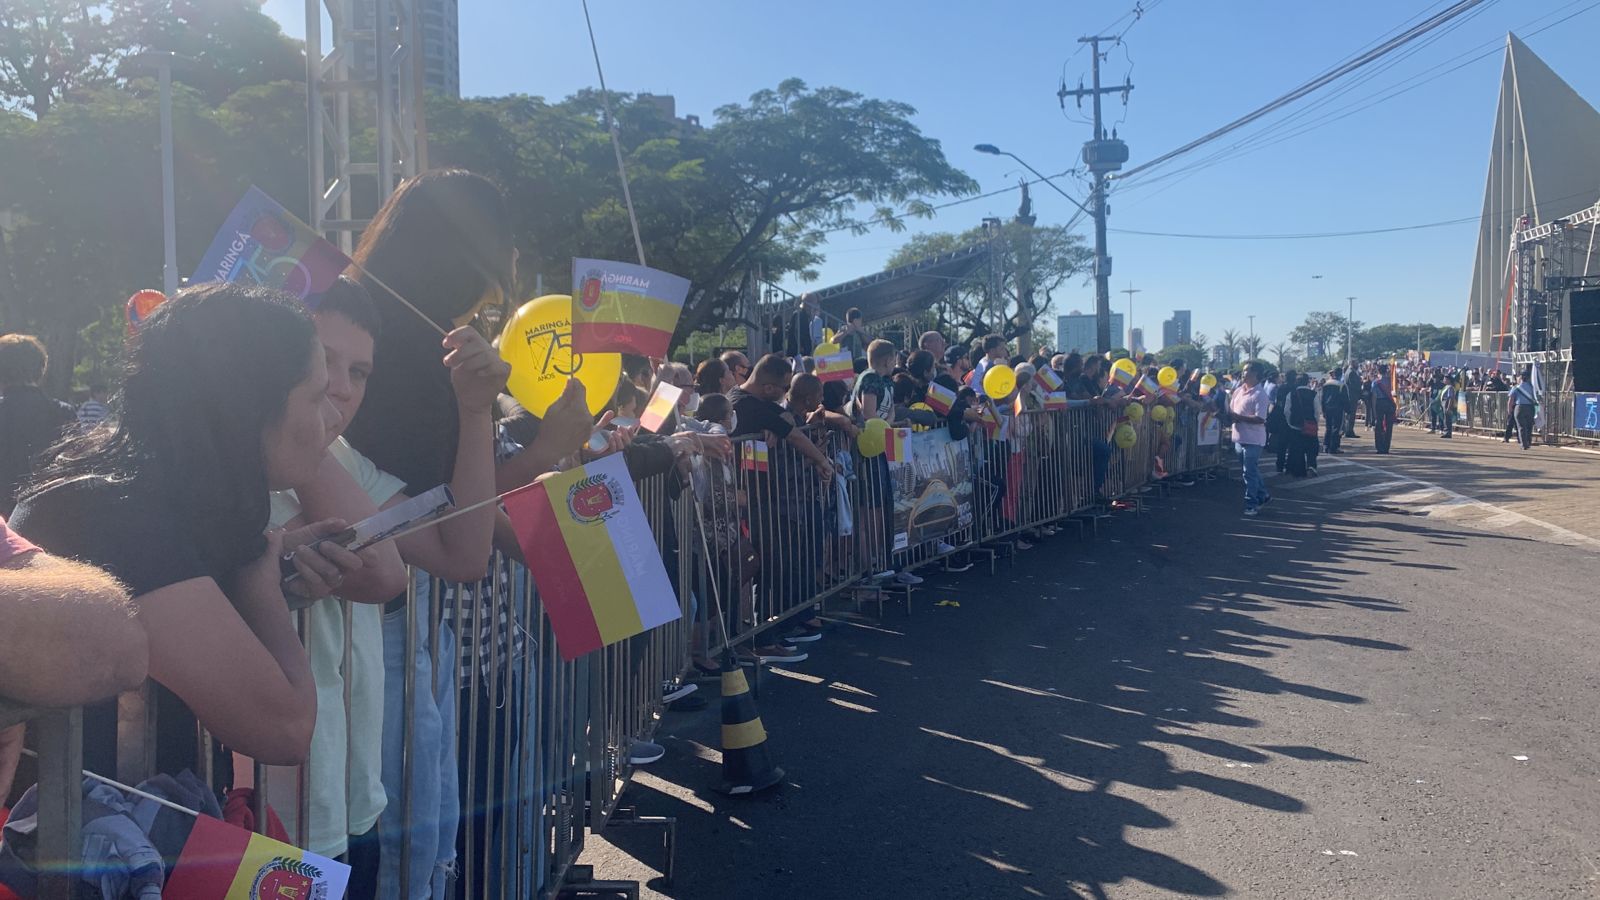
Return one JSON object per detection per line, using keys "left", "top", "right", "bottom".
{"left": 501, "top": 454, "right": 681, "bottom": 661}
{"left": 741, "top": 440, "right": 770, "bottom": 472}
{"left": 1034, "top": 367, "right": 1064, "bottom": 393}
{"left": 924, "top": 381, "right": 957, "bottom": 416}
{"left": 1044, "top": 392, "right": 1068, "bottom": 410}
{"left": 572, "top": 258, "right": 691, "bottom": 358}
{"left": 884, "top": 428, "right": 910, "bottom": 462}
{"left": 815, "top": 350, "right": 855, "bottom": 382}
{"left": 164, "top": 814, "right": 350, "bottom": 900}
{"left": 638, "top": 381, "right": 682, "bottom": 433}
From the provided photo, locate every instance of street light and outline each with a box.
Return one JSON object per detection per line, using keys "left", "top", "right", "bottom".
{"left": 128, "top": 51, "right": 190, "bottom": 297}
{"left": 1346, "top": 296, "right": 1356, "bottom": 369}
{"left": 974, "top": 144, "right": 1095, "bottom": 219}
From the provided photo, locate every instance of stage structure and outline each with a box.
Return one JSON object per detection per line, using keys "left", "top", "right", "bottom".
{"left": 1463, "top": 34, "right": 1600, "bottom": 367}
{"left": 305, "top": 0, "right": 428, "bottom": 252}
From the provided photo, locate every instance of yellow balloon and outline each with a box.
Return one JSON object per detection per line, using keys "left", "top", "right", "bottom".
{"left": 813, "top": 341, "right": 841, "bottom": 357}
{"left": 864, "top": 417, "right": 889, "bottom": 437}
{"left": 1122, "top": 402, "right": 1145, "bottom": 422}
{"left": 983, "top": 363, "right": 1017, "bottom": 399}
{"left": 499, "top": 294, "right": 621, "bottom": 417}
{"left": 1114, "top": 423, "right": 1137, "bottom": 449}
{"left": 1158, "top": 366, "right": 1178, "bottom": 387}
{"left": 1199, "top": 373, "right": 1218, "bottom": 396}
{"left": 857, "top": 428, "right": 886, "bottom": 458}
{"left": 1150, "top": 404, "right": 1172, "bottom": 422}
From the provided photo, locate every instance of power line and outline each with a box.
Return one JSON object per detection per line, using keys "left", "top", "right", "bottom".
{"left": 1115, "top": 0, "right": 1494, "bottom": 182}
{"left": 1109, "top": 185, "right": 1600, "bottom": 240}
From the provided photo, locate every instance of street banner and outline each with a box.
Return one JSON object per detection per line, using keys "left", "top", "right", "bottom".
{"left": 572, "top": 258, "right": 691, "bottom": 358}
{"left": 888, "top": 430, "right": 973, "bottom": 551}
{"left": 502, "top": 454, "right": 680, "bottom": 660}
{"left": 193, "top": 187, "right": 350, "bottom": 308}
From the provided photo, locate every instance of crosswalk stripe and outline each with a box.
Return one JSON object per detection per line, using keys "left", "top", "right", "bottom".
{"left": 1326, "top": 480, "right": 1411, "bottom": 500}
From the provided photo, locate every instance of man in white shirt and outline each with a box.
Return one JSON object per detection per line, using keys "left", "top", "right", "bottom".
{"left": 1229, "top": 361, "right": 1273, "bottom": 516}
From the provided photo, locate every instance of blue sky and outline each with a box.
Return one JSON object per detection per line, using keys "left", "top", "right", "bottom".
{"left": 262, "top": 0, "right": 1600, "bottom": 349}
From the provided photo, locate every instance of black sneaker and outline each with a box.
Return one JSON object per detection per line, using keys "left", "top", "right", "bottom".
{"left": 784, "top": 625, "right": 823, "bottom": 643}
{"left": 663, "top": 681, "right": 697, "bottom": 704}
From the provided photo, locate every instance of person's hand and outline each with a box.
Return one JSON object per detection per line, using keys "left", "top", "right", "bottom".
{"left": 281, "top": 519, "right": 369, "bottom": 602}
{"left": 813, "top": 457, "right": 835, "bottom": 482}
{"left": 240, "top": 527, "right": 291, "bottom": 604}
{"left": 578, "top": 411, "right": 636, "bottom": 461}
{"left": 533, "top": 379, "right": 595, "bottom": 460}
{"left": 443, "top": 326, "right": 510, "bottom": 415}
{"left": 697, "top": 433, "right": 733, "bottom": 461}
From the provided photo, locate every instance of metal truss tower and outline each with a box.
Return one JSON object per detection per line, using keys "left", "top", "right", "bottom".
{"left": 304, "top": 0, "right": 427, "bottom": 251}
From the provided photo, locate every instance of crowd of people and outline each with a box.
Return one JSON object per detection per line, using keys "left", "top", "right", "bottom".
{"left": 0, "top": 166, "right": 1336, "bottom": 899}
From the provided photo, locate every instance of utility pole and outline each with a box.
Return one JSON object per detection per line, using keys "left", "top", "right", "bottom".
{"left": 1121, "top": 283, "right": 1141, "bottom": 353}
{"left": 1346, "top": 296, "right": 1356, "bottom": 369}
{"left": 1015, "top": 180, "right": 1037, "bottom": 356}
{"left": 1060, "top": 36, "right": 1132, "bottom": 354}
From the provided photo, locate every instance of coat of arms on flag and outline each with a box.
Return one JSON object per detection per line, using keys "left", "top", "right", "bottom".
{"left": 572, "top": 258, "right": 691, "bottom": 358}
{"left": 502, "top": 454, "right": 680, "bottom": 660}
{"left": 164, "top": 813, "right": 351, "bottom": 900}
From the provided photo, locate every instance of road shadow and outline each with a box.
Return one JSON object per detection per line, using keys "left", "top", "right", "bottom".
{"left": 588, "top": 476, "right": 1417, "bottom": 898}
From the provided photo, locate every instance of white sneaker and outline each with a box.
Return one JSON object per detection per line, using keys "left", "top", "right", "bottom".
{"left": 872, "top": 569, "right": 896, "bottom": 581}
{"left": 935, "top": 541, "right": 956, "bottom": 554}
{"left": 1016, "top": 539, "right": 1035, "bottom": 551}
{"left": 895, "top": 571, "right": 924, "bottom": 585}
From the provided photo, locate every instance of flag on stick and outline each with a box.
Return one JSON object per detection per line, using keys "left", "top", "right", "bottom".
{"left": 193, "top": 187, "right": 350, "bottom": 309}
{"left": 638, "top": 382, "right": 683, "bottom": 433}
{"left": 815, "top": 350, "right": 855, "bottom": 382}
{"left": 572, "top": 258, "right": 691, "bottom": 358}
{"left": 1034, "top": 367, "right": 1064, "bottom": 392}
{"left": 1044, "top": 392, "right": 1068, "bottom": 410}
{"left": 164, "top": 813, "right": 350, "bottom": 900}
{"left": 924, "top": 381, "right": 957, "bottom": 416}
{"left": 502, "top": 454, "right": 680, "bottom": 661}
{"left": 885, "top": 428, "right": 910, "bottom": 462}
{"left": 741, "top": 440, "right": 770, "bottom": 472}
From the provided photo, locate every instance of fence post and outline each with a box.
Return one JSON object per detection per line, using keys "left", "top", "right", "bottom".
{"left": 34, "top": 707, "right": 83, "bottom": 900}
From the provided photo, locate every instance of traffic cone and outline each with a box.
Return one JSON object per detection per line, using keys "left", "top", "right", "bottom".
{"left": 716, "top": 649, "right": 784, "bottom": 795}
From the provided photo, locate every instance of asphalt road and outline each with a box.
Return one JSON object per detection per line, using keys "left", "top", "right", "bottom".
{"left": 580, "top": 427, "right": 1600, "bottom": 899}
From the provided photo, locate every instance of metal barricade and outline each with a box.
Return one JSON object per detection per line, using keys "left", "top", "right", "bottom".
{"left": 0, "top": 700, "right": 81, "bottom": 900}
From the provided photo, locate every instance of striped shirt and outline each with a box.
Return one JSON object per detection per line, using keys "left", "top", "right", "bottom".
{"left": 76, "top": 399, "right": 109, "bottom": 430}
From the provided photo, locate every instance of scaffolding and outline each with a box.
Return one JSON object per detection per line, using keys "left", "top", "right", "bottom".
{"left": 304, "top": 0, "right": 427, "bottom": 251}
{"left": 1511, "top": 197, "right": 1600, "bottom": 359}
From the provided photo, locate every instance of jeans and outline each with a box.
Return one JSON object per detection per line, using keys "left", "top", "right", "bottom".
{"left": 1323, "top": 413, "right": 1343, "bottom": 453}
{"left": 379, "top": 577, "right": 461, "bottom": 900}
{"left": 1237, "top": 443, "right": 1267, "bottom": 510}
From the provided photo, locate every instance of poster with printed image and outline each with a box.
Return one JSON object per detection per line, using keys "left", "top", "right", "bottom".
{"left": 888, "top": 430, "right": 973, "bottom": 551}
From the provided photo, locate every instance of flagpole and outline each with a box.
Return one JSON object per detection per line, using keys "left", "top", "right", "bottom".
{"left": 349, "top": 261, "right": 449, "bottom": 337}
{"left": 581, "top": 0, "right": 647, "bottom": 269}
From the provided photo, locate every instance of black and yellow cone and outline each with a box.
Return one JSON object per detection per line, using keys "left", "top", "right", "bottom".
{"left": 716, "top": 649, "right": 784, "bottom": 795}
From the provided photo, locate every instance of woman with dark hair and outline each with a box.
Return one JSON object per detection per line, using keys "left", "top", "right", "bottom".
{"left": 339, "top": 169, "right": 590, "bottom": 899}
{"left": 11, "top": 283, "right": 357, "bottom": 776}
{"left": 695, "top": 358, "right": 731, "bottom": 398}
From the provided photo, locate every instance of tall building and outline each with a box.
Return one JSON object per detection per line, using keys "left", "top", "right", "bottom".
{"left": 1162, "top": 310, "right": 1192, "bottom": 349}
{"left": 1056, "top": 311, "right": 1124, "bottom": 354}
{"left": 353, "top": 0, "right": 461, "bottom": 98}
{"left": 1130, "top": 327, "right": 1145, "bottom": 356}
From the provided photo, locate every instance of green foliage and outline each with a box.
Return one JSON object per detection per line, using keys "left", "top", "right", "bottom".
{"left": 1289, "top": 310, "right": 1360, "bottom": 359}
{"left": 1156, "top": 343, "right": 1205, "bottom": 370}
{"left": 1353, "top": 323, "right": 1459, "bottom": 358}
{"left": 884, "top": 219, "right": 1091, "bottom": 351}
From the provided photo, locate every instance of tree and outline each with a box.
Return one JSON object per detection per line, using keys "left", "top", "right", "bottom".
{"left": 1240, "top": 333, "right": 1264, "bottom": 361}
{"left": 1289, "top": 310, "right": 1359, "bottom": 359}
{"left": 1219, "top": 328, "right": 1241, "bottom": 367}
{"left": 1156, "top": 342, "right": 1205, "bottom": 370}
{"left": 884, "top": 219, "right": 1091, "bottom": 351}
{"left": 0, "top": 0, "right": 116, "bottom": 117}
{"left": 1268, "top": 341, "right": 1295, "bottom": 369}
{"left": 677, "top": 79, "right": 976, "bottom": 338}
{"left": 1352, "top": 323, "right": 1459, "bottom": 359}
{"left": 1189, "top": 331, "right": 1209, "bottom": 356}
